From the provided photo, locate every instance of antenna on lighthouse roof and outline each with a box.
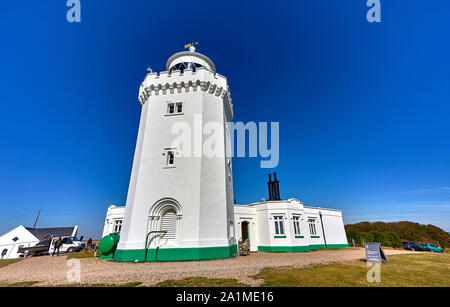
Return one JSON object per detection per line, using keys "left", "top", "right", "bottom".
{"left": 184, "top": 42, "right": 198, "bottom": 52}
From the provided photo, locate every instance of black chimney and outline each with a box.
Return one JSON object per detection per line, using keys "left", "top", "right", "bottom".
{"left": 273, "top": 172, "right": 281, "bottom": 200}
{"left": 267, "top": 174, "right": 274, "bottom": 200}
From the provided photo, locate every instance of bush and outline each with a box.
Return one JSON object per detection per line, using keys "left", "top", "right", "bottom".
{"left": 345, "top": 221, "right": 449, "bottom": 248}
{"left": 345, "top": 229, "right": 402, "bottom": 248}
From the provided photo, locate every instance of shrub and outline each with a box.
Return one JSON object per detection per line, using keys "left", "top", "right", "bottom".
{"left": 345, "top": 221, "right": 449, "bottom": 248}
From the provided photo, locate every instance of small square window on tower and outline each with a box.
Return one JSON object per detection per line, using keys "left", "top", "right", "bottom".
{"left": 167, "top": 103, "right": 175, "bottom": 114}
{"left": 164, "top": 149, "right": 176, "bottom": 167}
{"left": 166, "top": 102, "right": 183, "bottom": 115}
{"left": 167, "top": 151, "right": 175, "bottom": 166}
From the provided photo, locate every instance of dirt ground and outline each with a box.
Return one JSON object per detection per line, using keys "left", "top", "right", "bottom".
{"left": 0, "top": 248, "right": 413, "bottom": 286}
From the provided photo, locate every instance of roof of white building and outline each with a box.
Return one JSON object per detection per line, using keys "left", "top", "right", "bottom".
{"left": 25, "top": 227, "right": 78, "bottom": 241}
{"left": 235, "top": 199, "right": 342, "bottom": 212}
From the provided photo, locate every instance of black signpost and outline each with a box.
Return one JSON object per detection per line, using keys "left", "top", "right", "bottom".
{"left": 365, "top": 242, "right": 388, "bottom": 262}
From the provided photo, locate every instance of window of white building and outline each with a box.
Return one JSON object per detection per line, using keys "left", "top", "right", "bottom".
{"left": 273, "top": 216, "right": 285, "bottom": 236}
{"left": 113, "top": 220, "right": 123, "bottom": 233}
{"left": 308, "top": 218, "right": 317, "bottom": 236}
{"left": 293, "top": 215, "right": 302, "bottom": 236}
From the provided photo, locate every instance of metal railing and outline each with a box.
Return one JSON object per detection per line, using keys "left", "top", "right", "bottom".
{"left": 144, "top": 230, "right": 167, "bottom": 261}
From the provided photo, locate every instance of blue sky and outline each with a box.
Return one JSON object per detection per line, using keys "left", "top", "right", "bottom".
{"left": 1, "top": 1, "right": 449, "bottom": 238}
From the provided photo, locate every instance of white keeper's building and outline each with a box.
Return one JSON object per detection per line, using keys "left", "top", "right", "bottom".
{"left": 102, "top": 46, "right": 348, "bottom": 262}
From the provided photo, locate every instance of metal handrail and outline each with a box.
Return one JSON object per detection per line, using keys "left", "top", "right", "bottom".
{"left": 144, "top": 230, "right": 167, "bottom": 261}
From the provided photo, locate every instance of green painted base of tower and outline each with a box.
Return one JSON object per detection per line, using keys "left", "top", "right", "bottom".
{"left": 257, "top": 244, "right": 349, "bottom": 253}
{"left": 114, "top": 244, "right": 237, "bottom": 262}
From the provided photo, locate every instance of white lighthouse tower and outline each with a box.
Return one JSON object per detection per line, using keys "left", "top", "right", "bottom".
{"left": 115, "top": 45, "right": 236, "bottom": 261}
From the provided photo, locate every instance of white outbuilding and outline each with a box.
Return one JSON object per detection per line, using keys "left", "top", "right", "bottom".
{"left": 234, "top": 198, "right": 348, "bottom": 252}
{"left": 0, "top": 226, "right": 39, "bottom": 260}
{"left": 0, "top": 225, "right": 79, "bottom": 259}
{"left": 102, "top": 205, "right": 126, "bottom": 238}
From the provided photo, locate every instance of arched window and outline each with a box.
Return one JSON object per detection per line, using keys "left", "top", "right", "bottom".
{"left": 148, "top": 198, "right": 182, "bottom": 244}
{"left": 160, "top": 208, "right": 177, "bottom": 240}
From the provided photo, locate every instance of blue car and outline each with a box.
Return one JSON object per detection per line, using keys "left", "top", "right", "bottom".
{"left": 402, "top": 241, "right": 421, "bottom": 251}
{"left": 418, "top": 243, "right": 443, "bottom": 253}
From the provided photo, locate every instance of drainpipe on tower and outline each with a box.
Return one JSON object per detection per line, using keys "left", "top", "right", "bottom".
{"left": 319, "top": 211, "right": 328, "bottom": 249}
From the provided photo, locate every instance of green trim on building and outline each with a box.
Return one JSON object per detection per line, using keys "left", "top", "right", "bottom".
{"left": 274, "top": 235, "right": 287, "bottom": 238}
{"left": 114, "top": 244, "right": 237, "bottom": 262}
{"left": 311, "top": 235, "right": 320, "bottom": 238}
{"left": 325, "top": 244, "right": 349, "bottom": 249}
{"left": 258, "top": 245, "right": 311, "bottom": 252}
{"left": 258, "top": 243, "right": 349, "bottom": 253}
{"left": 295, "top": 235, "right": 304, "bottom": 238}
{"left": 309, "top": 244, "right": 326, "bottom": 250}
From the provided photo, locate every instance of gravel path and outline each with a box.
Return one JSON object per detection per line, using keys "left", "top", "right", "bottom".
{"left": 0, "top": 248, "right": 412, "bottom": 286}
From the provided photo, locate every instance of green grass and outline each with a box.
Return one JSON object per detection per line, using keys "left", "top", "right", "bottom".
{"left": 0, "top": 281, "right": 39, "bottom": 287}
{"left": 0, "top": 258, "right": 23, "bottom": 268}
{"left": 66, "top": 251, "right": 98, "bottom": 259}
{"left": 251, "top": 252, "right": 450, "bottom": 287}
{"left": 154, "top": 277, "right": 249, "bottom": 287}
